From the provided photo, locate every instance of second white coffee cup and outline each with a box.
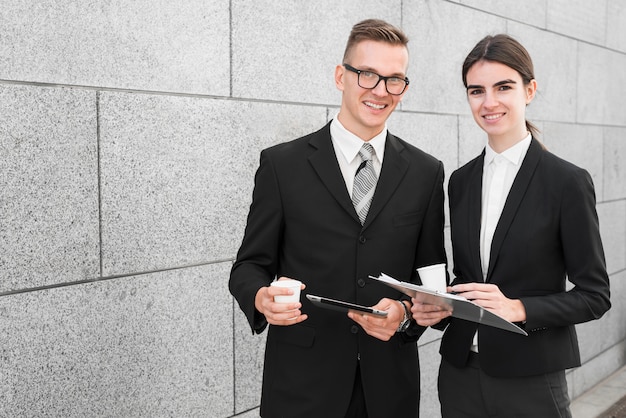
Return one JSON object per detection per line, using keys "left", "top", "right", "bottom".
{"left": 417, "top": 263, "right": 447, "bottom": 293}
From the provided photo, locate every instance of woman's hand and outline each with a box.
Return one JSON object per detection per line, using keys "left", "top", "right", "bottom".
{"left": 450, "top": 282, "right": 526, "bottom": 323}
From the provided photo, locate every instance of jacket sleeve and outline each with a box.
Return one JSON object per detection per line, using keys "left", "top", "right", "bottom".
{"left": 406, "top": 160, "right": 448, "bottom": 339}
{"left": 521, "top": 168, "right": 611, "bottom": 331}
{"left": 229, "top": 150, "right": 283, "bottom": 334}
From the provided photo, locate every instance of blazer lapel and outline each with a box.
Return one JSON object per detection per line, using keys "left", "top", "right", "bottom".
{"left": 487, "top": 138, "right": 543, "bottom": 280}
{"left": 307, "top": 124, "right": 360, "bottom": 223}
{"left": 468, "top": 153, "right": 485, "bottom": 282}
{"left": 363, "top": 133, "right": 409, "bottom": 228}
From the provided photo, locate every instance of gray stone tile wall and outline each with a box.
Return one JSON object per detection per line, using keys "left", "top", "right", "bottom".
{"left": 0, "top": 1, "right": 624, "bottom": 417}
{"left": 0, "top": 85, "right": 99, "bottom": 292}
{"left": 0, "top": 264, "right": 233, "bottom": 417}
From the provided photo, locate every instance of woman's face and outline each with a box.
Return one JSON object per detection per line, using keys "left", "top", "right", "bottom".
{"left": 465, "top": 60, "right": 536, "bottom": 148}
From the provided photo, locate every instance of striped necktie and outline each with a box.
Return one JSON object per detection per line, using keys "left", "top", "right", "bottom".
{"left": 352, "top": 143, "right": 377, "bottom": 224}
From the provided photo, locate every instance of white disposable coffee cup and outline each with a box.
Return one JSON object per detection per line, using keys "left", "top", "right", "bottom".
{"left": 271, "top": 279, "right": 302, "bottom": 303}
{"left": 417, "top": 263, "right": 447, "bottom": 293}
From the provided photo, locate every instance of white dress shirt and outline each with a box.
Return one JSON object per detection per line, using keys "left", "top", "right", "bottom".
{"left": 472, "top": 133, "right": 532, "bottom": 352}
{"left": 330, "top": 117, "right": 386, "bottom": 196}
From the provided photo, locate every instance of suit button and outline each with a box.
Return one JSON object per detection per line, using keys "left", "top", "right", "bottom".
{"left": 359, "top": 235, "right": 366, "bottom": 244}
{"left": 351, "top": 325, "right": 359, "bottom": 334}
{"left": 357, "top": 278, "right": 366, "bottom": 287}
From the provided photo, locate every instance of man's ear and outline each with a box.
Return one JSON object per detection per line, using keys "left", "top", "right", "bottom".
{"left": 335, "top": 65, "right": 345, "bottom": 91}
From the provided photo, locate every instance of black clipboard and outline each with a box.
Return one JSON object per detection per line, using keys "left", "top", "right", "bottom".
{"left": 306, "top": 294, "right": 388, "bottom": 317}
{"left": 369, "top": 273, "right": 527, "bottom": 336}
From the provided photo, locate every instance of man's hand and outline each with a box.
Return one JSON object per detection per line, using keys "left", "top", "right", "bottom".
{"left": 255, "top": 277, "right": 308, "bottom": 326}
{"left": 347, "top": 298, "right": 405, "bottom": 341}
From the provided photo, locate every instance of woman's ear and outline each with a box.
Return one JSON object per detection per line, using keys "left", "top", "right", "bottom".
{"left": 526, "top": 79, "right": 537, "bottom": 104}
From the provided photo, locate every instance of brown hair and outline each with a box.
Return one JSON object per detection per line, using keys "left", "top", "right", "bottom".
{"left": 462, "top": 34, "right": 540, "bottom": 139}
{"left": 342, "top": 19, "right": 409, "bottom": 62}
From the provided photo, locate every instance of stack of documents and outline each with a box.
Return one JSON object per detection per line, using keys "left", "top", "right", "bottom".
{"left": 370, "top": 273, "right": 527, "bottom": 336}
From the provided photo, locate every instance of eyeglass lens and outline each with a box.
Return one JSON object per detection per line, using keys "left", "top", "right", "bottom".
{"left": 359, "top": 71, "right": 406, "bottom": 95}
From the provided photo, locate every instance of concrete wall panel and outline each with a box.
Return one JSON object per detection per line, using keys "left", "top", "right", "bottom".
{"left": 577, "top": 43, "right": 626, "bottom": 126}
{"left": 419, "top": 341, "right": 443, "bottom": 418}
{"left": 402, "top": 0, "right": 507, "bottom": 115}
{"left": 604, "top": 127, "right": 626, "bottom": 201}
{"left": 607, "top": 0, "right": 626, "bottom": 52}
{"left": 234, "top": 305, "right": 266, "bottom": 414}
{"left": 542, "top": 122, "right": 604, "bottom": 201}
{"left": 569, "top": 338, "right": 626, "bottom": 400}
{"left": 547, "top": 0, "right": 607, "bottom": 45}
{"left": 232, "top": 0, "right": 401, "bottom": 104}
{"left": 598, "top": 201, "right": 626, "bottom": 275}
{"left": 0, "top": 85, "right": 99, "bottom": 293}
{"left": 508, "top": 22, "right": 578, "bottom": 124}
{"left": 99, "top": 92, "right": 326, "bottom": 275}
{"left": 0, "top": 263, "right": 232, "bottom": 417}
{"left": 0, "top": 1, "right": 230, "bottom": 95}
{"left": 447, "top": 0, "right": 547, "bottom": 28}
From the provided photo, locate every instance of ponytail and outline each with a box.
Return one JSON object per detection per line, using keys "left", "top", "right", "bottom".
{"left": 526, "top": 120, "right": 547, "bottom": 150}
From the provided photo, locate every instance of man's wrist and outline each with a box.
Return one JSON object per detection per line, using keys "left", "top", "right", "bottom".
{"left": 396, "top": 300, "right": 412, "bottom": 332}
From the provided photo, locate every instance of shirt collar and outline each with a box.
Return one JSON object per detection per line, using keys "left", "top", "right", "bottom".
{"left": 330, "top": 117, "right": 387, "bottom": 164}
{"left": 484, "top": 133, "right": 532, "bottom": 167}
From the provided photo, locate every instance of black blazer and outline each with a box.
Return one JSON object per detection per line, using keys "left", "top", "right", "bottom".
{"left": 230, "top": 122, "right": 446, "bottom": 417}
{"left": 441, "top": 138, "right": 610, "bottom": 377}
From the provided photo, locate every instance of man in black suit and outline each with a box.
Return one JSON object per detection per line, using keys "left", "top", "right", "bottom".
{"left": 229, "top": 19, "right": 446, "bottom": 418}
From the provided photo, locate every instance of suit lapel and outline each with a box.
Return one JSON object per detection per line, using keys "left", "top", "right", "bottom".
{"left": 307, "top": 124, "right": 361, "bottom": 223}
{"left": 487, "top": 138, "right": 543, "bottom": 280}
{"left": 468, "top": 153, "right": 485, "bottom": 282}
{"left": 364, "top": 133, "right": 409, "bottom": 228}
{"left": 307, "top": 129, "right": 412, "bottom": 227}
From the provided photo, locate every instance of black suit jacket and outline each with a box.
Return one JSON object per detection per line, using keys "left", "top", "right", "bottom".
{"left": 230, "top": 122, "right": 446, "bottom": 417}
{"left": 441, "top": 138, "right": 610, "bottom": 377}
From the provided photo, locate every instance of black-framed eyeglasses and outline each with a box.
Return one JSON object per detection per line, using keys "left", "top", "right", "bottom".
{"left": 343, "top": 63, "right": 409, "bottom": 95}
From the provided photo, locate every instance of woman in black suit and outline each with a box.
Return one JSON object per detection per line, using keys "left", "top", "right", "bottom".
{"left": 412, "top": 34, "right": 611, "bottom": 417}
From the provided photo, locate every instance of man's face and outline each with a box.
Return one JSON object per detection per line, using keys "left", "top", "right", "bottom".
{"left": 335, "top": 40, "right": 409, "bottom": 141}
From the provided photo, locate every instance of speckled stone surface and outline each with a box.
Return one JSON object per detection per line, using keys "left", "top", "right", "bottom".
{"left": 607, "top": 0, "right": 626, "bottom": 53}
{"left": 0, "top": 2, "right": 230, "bottom": 95}
{"left": 231, "top": 0, "right": 400, "bottom": 104}
{"left": 577, "top": 43, "right": 626, "bottom": 126}
{"left": 0, "top": 263, "right": 232, "bottom": 417}
{"left": 98, "top": 91, "right": 327, "bottom": 276}
{"left": 509, "top": 22, "right": 579, "bottom": 124}
{"left": 604, "top": 127, "right": 626, "bottom": 201}
{"left": 401, "top": 2, "right": 506, "bottom": 116}
{"left": 0, "top": 84, "right": 99, "bottom": 292}
{"left": 546, "top": 0, "right": 607, "bottom": 45}
{"left": 447, "top": 0, "right": 547, "bottom": 27}
{"left": 541, "top": 122, "right": 605, "bottom": 201}
{"left": 569, "top": 338, "right": 626, "bottom": 402}
{"left": 233, "top": 304, "right": 266, "bottom": 414}
{"left": 571, "top": 360, "right": 626, "bottom": 418}
{"left": 388, "top": 112, "right": 458, "bottom": 179}
{"left": 418, "top": 341, "right": 445, "bottom": 418}
{"left": 598, "top": 201, "right": 626, "bottom": 275}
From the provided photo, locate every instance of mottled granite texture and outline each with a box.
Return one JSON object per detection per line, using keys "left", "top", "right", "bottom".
{"left": 0, "top": 263, "right": 232, "bottom": 417}
{"left": 98, "top": 91, "right": 327, "bottom": 276}
{"left": 0, "top": 84, "right": 99, "bottom": 292}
